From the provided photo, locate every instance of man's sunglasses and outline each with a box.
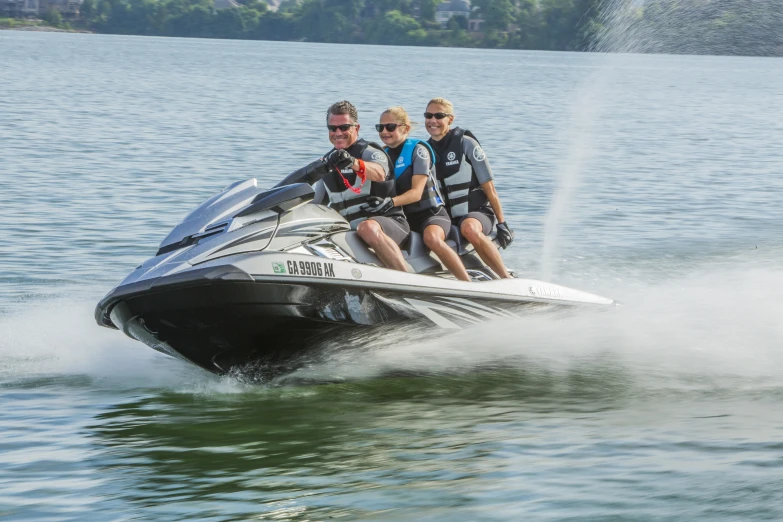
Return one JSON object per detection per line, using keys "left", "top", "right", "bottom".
{"left": 327, "top": 124, "right": 356, "bottom": 132}
{"left": 375, "top": 123, "right": 405, "bottom": 132}
{"left": 424, "top": 112, "right": 451, "bottom": 120}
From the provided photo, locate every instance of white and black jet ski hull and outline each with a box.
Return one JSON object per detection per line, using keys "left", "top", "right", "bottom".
{"left": 96, "top": 252, "right": 613, "bottom": 375}
{"left": 95, "top": 177, "right": 614, "bottom": 377}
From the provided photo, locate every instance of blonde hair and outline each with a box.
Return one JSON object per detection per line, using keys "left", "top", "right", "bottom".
{"left": 381, "top": 106, "right": 418, "bottom": 132}
{"left": 426, "top": 97, "right": 454, "bottom": 116}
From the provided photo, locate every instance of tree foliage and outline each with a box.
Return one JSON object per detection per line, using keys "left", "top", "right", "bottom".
{"left": 71, "top": 0, "right": 780, "bottom": 55}
{"left": 73, "top": 0, "right": 597, "bottom": 48}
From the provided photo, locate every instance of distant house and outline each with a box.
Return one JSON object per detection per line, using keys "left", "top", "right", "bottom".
{"left": 38, "top": 0, "right": 81, "bottom": 16}
{"left": 435, "top": 0, "right": 483, "bottom": 32}
{"left": 1, "top": 0, "right": 40, "bottom": 17}
{"left": 214, "top": 0, "right": 240, "bottom": 9}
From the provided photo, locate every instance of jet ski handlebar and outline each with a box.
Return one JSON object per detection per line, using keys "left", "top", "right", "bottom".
{"left": 274, "top": 158, "right": 333, "bottom": 188}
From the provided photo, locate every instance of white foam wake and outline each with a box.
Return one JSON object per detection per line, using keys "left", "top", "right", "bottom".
{"left": 0, "top": 298, "right": 222, "bottom": 392}
{"left": 285, "top": 265, "right": 783, "bottom": 390}
{"left": 3, "top": 265, "right": 781, "bottom": 393}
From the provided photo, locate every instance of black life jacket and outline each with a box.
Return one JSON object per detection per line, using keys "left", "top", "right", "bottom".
{"left": 322, "top": 139, "right": 403, "bottom": 226}
{"left": 429, "top": 127, "right": 489, "bottom": 218}
{"left": 386, "top": 139, "right": 443, "bottom": 216}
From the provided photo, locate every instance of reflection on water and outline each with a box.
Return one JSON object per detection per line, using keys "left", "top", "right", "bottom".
{"left": 80, "top": 369, "right": 782, "bottom": 520}
{"left": 87, "top": 372, "right": 635, "bottom": 519}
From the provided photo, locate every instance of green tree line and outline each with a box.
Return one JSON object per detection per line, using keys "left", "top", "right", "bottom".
{"left": 76, "top": 0, "right": 602, "bottom": 50}
{"left": 72, "top": 0, "right": 782, "bottom": 54}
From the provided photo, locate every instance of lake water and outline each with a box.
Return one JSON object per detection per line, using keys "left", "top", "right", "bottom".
{"left": 1, "top": 31, "right": 783, "bottom": 520}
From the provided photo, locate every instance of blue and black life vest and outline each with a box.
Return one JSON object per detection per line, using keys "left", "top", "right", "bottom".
{"left": 386, "top": 139, "right": 443, "bottom": 216}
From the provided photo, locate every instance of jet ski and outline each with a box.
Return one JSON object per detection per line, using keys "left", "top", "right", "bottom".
{"left": 95, "top": 159, "right": 615, "bottom": 375}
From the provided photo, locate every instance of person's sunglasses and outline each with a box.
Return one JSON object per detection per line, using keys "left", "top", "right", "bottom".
{"left": 375, "top": 123, "right": 404, "bottom": 132}
{"left": 424, "top": 112, "right": 451, "bottom": 120}
{"left": 327, "top": 124, "right": 356, "bottom": 132}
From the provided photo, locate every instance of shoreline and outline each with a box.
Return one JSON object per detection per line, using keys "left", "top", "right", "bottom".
{"left": 2, "top": 25, "right": 780, "bottom": 57}
{"left": 0, "top": 25, "right": 92, "bottom": 33}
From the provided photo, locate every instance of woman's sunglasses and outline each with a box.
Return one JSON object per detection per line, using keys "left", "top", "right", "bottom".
{"left": 375, "top": 123, "right": 405, "bottom": 132}
{"left": 327, "top": 124, "right": 356, "bottom": 132}
{"left": 423, "top": 112, "right": 451, "bottom": 120}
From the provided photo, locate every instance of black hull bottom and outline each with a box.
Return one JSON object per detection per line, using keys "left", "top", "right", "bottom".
{"left": 108, "top": 280, "right": 411, "bottom": 376}
{"left": 103, "top": 278, "right": 555, "bottom": 378}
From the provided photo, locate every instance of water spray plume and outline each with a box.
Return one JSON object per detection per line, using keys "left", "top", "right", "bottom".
{"left": 590, "top": 0, "right": 783, "bottom": 55}
{"left": 540, "top": 0, "right": 782, "bottom": 279}
{"left": 539, "top": 75, "right": 605, "bottom": 281}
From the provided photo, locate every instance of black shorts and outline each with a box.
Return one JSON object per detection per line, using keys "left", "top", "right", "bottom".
{"left": 367, "top": 215, "right": 410, "bottom": 246}
{"left": 406, "top": 207, "right": 452, "bottom": 237}
{"left": 455, "top": 207, "right": 496, "bottom": 236}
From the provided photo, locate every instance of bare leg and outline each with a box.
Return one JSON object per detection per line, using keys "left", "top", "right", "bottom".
{"left": 357, "top": 220, "right": 408, "bottom": 272}
{"left": 423, "top": 225, "right": 470, "bottom": 281}
{"left": 460, "top": 218, "right": 511, "bottom": 279}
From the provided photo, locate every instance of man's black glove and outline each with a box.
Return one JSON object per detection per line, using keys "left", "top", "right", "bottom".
{"left": 326, "top": 149, "right": 355, "bottom": 170}
{"left": 360, "top": 196, "right": 394, "bottom": 215}
{"left": 496, "top": 222, "right": 514, "bottom": 249}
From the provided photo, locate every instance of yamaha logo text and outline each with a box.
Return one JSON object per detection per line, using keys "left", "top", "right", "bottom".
{"left": 528, "top": 285, "right": 564, "bottom": 298}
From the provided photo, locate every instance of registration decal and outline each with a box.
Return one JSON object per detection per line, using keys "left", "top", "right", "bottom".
{"left": 286, "top": 259, "right": 336, "bottom": 278}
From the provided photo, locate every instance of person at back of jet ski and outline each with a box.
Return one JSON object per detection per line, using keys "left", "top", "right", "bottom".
{"left": 314, "top": 100, "right": 410, "bottom": 273}
{"left": 425, "top": 97, "right": 514, "bottom": 279}
{"left": 376, "top": 106, "right": 471, "bottom": 282}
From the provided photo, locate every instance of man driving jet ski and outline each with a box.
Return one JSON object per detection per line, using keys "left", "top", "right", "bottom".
{"left": 312, "top": 100, "right": 411, "bottom": 272}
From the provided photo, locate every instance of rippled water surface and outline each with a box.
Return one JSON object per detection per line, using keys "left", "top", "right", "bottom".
{"left": 1, "top": 32, "right": 783, "bottom": 520}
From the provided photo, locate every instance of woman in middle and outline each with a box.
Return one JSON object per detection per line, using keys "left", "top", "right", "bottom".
{"left": 376, "top": 107, "right": 471, "bottom": 281}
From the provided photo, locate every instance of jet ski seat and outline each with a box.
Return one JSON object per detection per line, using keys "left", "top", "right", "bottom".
{"left": 442, "top": 225, "right": 500, "bottom": 271}
{"left": 404, "top": 228, "right": 499, "bottom": 274}
{"left": 329, "top": 231, "right": 441, "bottom": 274}
{"left": 445, "top": 226, "right": 469, "bottom": 256}
{"left": 444, "top": 225, "right": 499, "bottom": 255}
{"left": 328, "top": 228, "right": 497, "bottom": 275}
{"left": 401, "top": 232, "right": 441, "bottom": 274}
